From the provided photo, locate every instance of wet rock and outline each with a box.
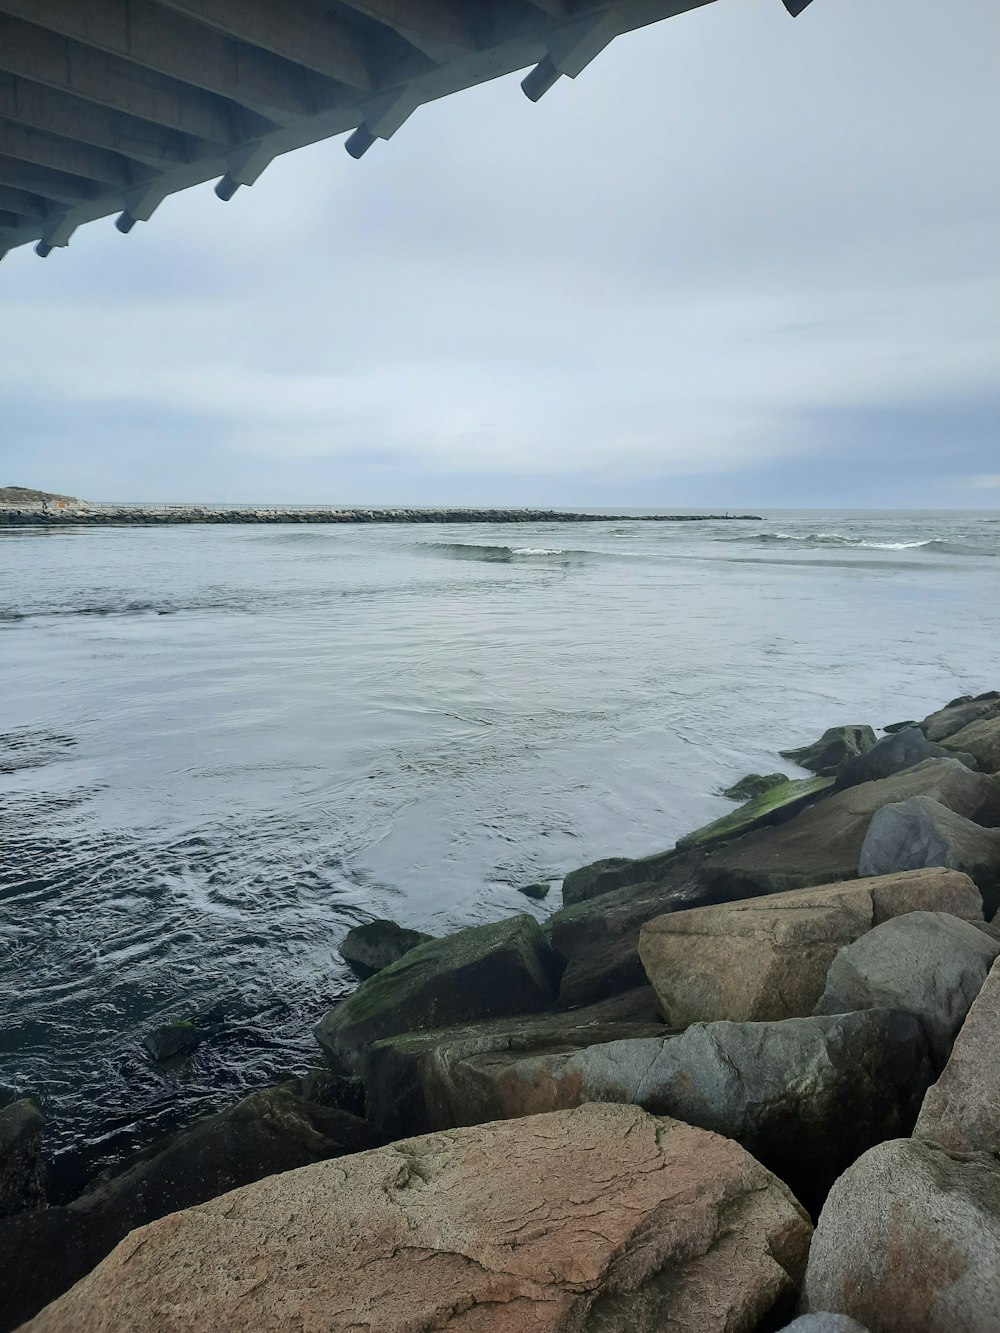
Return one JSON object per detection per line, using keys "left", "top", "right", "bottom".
{"left": 814, "top": 910, "right": 1000, "bottom": 1066}
{"left": 142, "top": 1021, "right": 204, "bottom": 1062}
{"left": 676, "top": 775, "right": 833, "bottom": 853}
{"left": 638, "top": 869, "right": 983, "bottom": 1026}
{"left": 0, "top": 1083, "right": 383, "bottom": 1332}
{"left": 941, "top": 714, "right": 1000, "bottom": 772}
{"left": 517, "top": 881, "right": 550, "bottom": 900}
{"left": 364, "top": 987, "right": 666, "bottom": 1138}
{"left": 297, "top": 1069, "right": 366, "bottom": 1119}
{"left": 780, "top": 725, "right": 877, "bottom": 777}
{"left": 704, "top": 759, "right": 1000, "bottom": 899}
{"left": 859, "top": 796, "right": 1000, "bottom": 914}
{"left": 921, "top": 694, "right": 1000, "bottom": 742}
{"left": 722, "top": 771, "right": 789, "bottom": 801}
{"left": 915, "top": 958, "right": 1000, "bottom": 1153}
{"left": 882, "top": 719, "right": 917, "bottom": 734}
{"left": 0, "top": 1097, "right": 46, "bottom": 1217}
{"left": 338, "top": 918, "right": 433, "bottom": 978}
{"left": 315, "top": 914, "right": 561, "bottom": 1073}
{"left": 21, "top": 1104, "right": 812, "bottom": 1333}
{"left": 560, "top": 849, "right": 678, "bottom": 906}
{"left": 835, "top": 727, "right": 977, "bottom": 791}
{"left": 802, "top": 1138, "right": 1000, "bottom": 1332}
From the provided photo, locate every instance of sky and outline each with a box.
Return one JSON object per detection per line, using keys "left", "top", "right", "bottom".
{"left": 1, "top": 0, "right": 998, "bottom": 509}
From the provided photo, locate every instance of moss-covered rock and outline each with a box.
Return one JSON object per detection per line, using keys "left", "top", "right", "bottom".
{"left": 721, "top": 772, "right": 789, "bottom": 802}
{"left": 338, "top": 919, "right": 433, "bottom": 978}
{"left": 676, "top": 776, "right": 833, "bottom": 853}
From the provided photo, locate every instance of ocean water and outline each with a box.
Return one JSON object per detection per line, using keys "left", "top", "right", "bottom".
{"left": 1, "top": 509, "right": 997, "bottom": 1195}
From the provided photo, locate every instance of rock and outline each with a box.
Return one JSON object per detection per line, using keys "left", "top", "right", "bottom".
{"left": 704, "top": 759, "right": 1000, "bottom": 899}
{"left": 377, "top": 1010, "right": 929, "bottom": 1216}
{"left": 942, "top": 714, "right": 1000, "bottom": 772}
{"left": 921, "top": 694, "right": 1000, "bottom": 742}
{"left": 883, "top": 719, "right": 917, "bottom": 734}
{"left": 814, "top": 910, "right": 1000, "bottom": 1066}
{"left": 316, "top": 914, "right": 561, "bottom": 1073}
{"left": 21, "top": 1104, "right": 812, "bottom": 1333}
{"left": 0, "top": 1098, "right": 46, "bottom": 1217}
{"left": 676, "top": 775, "right": 834, "bottom": 852}
{"left": 560, "top": 848, "right": 679, "bottom": 906}
{"left": 779, "top": 1318, "right": 871, "bottom": 1333}
{"left": 638, "top": 869, "right": 983, "bottom": 1026}
{"left": 338, "top": 918, "right": 433, "bottom": 978}
{"left": 364, "top": 987, "right": 666, "bottom": 1138}
{"left": 835, "top": 727, "right": 977, "bottom": 791}
{"left": 802, "top": 1138, "right": 1000, "bottom": 1332}
{"left": 141, "top": 1021, "right": 204, "bottom": 1062}
{"left": 780, "top": 725, "right": 877, "bottom": 777}
{"left": 722, "top": 771, "right": 790, "bottom": 800}
{"left": 517, "top": 881, "right": 550, "bottom": 900}
{"left": 0, "top": 1083, "right": 383, "bottom": 1332}
{"left": 297, "top": 1070, "right": 366, "bottom": 1119}
{"left": 544, "top": 849, "right": 718, "bottom": 1006}
{"left": 859, "top": 796, "right": 1000, "bottom": 914}
{"left": 914, "top": 958, "right": 1000, "bottom": 1153}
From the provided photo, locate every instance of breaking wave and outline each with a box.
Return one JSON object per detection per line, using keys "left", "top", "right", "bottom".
{"left": 721, "top": 532, "right": 989, "bottom": 556}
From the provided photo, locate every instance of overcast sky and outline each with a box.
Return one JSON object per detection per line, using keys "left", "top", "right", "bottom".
{"left": 1, "top": 0, "right": 998, "bottom": 508}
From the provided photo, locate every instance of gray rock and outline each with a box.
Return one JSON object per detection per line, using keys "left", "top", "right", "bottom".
{"left": 517, "top": 882, "right": 550, "bottom": 900}
{"left": 338, "top": 918, "right": 433, "bottom": 978}
{"left": 316, "top": 914, "right": 561, "bottom": 1073}
{"left": 835, "top": 727, "right": 977, "bottom": 790}
{"left": 859, "top": 796, "right": 1000, "bottom": 915}
{"left": 882, "top": 719, "right": 917, "bottom": 734}
{"left": 922, "top": 694, "right": 1000, "bottom": 742}
{"left": 0, "top": 1098, "right": 45, "bottom": 1217}
{"left": 141, "top": 1021, "right": 204, "bottom": 1062}
{"left": 297, "top": 1069, "right": 366, "bottom": 1118}
{"left": 780, "top": 725, "right": 877, "bottom": 777}
{"left": 779, "top": 1317, "right": 871, "bottom": 1333}
{"left": 942, "top": 715, "right": 1000, "bottom": 772}
{"left": 704, "top": 759, "right": 1000, "bottom": 900}
{"left": 802, "top": 1138, "right": 1000, "bottom": 1332}
{"left": 814, "top": 911, "right": 1000, "bottom": 1066}
{"left": 0, "top": 1082, "right": 383, "bottom": 1333}
{"left": 559, "top": 850, "right": 678, "bottom": 906}
{"left": 722, "top": 772, "right": 790, "bottom": 801}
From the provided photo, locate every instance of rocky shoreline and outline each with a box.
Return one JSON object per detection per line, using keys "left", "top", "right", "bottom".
{"left": 0, "top": 505, "right": 762, "bottom": 527}
{"left": 3, "top": 689, "right": 1000, "bottom": 1331}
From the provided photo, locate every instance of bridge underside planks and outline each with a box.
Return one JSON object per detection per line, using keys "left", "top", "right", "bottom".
{"left": 0, "top": 0, "right": 811, "bottom": 260}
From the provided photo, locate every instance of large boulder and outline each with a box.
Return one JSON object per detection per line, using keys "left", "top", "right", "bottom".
{"left": 21, "top": 1104, "right": 812, "bottom": 1333}
{"left": 914, "top": 958, "right": 1000, "bottom": 1153}
{"left": 560, "top": 848, "right": 679, "bottom": 906}
{"left": 0, "top": 1098, "right": 45, "bottom": 1217}
{"left": 338, "top": 918, "right": 433, "bottom": 978}
{"left": 722, "top": 771, "right": 789, "bottom": 801}
{"left": 835, "top": 727, "right": 976, "bottom": 790}
{"left": 365, "top": 987, "right": 667, "bottom": 1138}
{"left": 315, "top": 914, "right": 561, "bottom": 1072}
{"left": 704, "top": 759, "right": 1000, "bottom": 899}
{"left": 780, "top": 725, "right": 877, "bottom": 777}
{"left": 368, "top": 1010, "right": 930, "bottom": 1216}
{"left": 859, "top": 796, "right": 1000, "bottom": 914}
{"left": 802, "top": 1137, "right": 1000, "bottom": 1332}
{"left": 941, "top": 714, "right": 1000, "bottom": 772}
{"left": 921, "top": 693, "right": 1000, "bottom": 742}
{"left": 0, "top": 1083, "right": 380, "bottom": 1333}
{"left": 814, "top": 911, "right": 1000, "bottom": 1066}
{"left": 638, "top": 869, "right": 983, "bottom": 1026}
{"left": 675, "top": 775, "right": 834, "bottom": 853}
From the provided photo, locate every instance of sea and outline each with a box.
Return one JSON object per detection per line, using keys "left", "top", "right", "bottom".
{"left": 1, "top": 508, "right": 997, "bottom": 1197}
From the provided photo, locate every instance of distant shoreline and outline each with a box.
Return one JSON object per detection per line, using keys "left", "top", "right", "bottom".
{"left": 0, "top": 506, "right": 763, "bottom": 527}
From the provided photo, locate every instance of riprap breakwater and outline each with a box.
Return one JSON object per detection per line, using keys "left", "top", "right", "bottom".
{"left": 0, "top": 506, "right": 762, "bottom": 527}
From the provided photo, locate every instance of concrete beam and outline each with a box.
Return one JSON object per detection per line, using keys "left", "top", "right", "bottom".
{"left": 0, "top": 13, "right": 271, "bottom": 142}
{"left": 155, "top": 0, "right": 376, "bottom": 92}
{"left": 0, "top": 182, "right": 50, "bottom": 219}
{"left": 0, "top": 153, "right": 101, "bottom": 204}
{"left": 0, "top": 206, "right": 28, "bottom": 227}
{"left": 0, "top": 121, "right": 139, "bottom": 186}
{"left": 335, "top": 0, "right": 476, "bottom": 63}
{"left": 0, "top": 72, "right": 203, "bottom": 165}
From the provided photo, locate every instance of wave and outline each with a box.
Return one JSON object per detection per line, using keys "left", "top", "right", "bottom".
{"left": 419, "top": 541, "right": 590, "bottom": 564}
{"left": 722, "top": 532, "right": 989, "bottom": 556}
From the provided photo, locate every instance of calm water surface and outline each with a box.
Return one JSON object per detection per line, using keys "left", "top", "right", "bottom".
{"left": 1, "top": 509, "right": 997, "bottom": 1194}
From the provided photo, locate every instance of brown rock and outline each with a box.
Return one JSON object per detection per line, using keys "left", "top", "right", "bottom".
{"left": 941, "top": 715, "right": 1000, "bottom": 773}
{"left": 704, "top": 759, "right": 1000, "bottom": 900}
{"left": 802, "top": 1137, "right": 1000, "bottom": 1332}
{"left": 922, "top": 695, "right": 1000, "bottom": 742}
{"left": 22, "top": 1104, "right": 811, "bottom": 1333}
{"left": 638, "top": 869, "right": 983, "bottom": 1026}
{"left": 915, "top": 958, "right": 1000, "bottom": 1153}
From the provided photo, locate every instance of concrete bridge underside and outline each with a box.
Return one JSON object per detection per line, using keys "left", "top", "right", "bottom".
{"left": 0, "top": 0, "right": 812, "bottom": 261}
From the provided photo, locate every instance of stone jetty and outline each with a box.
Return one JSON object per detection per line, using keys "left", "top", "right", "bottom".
{"left": 0, "top": 503, "right": 762, "bottom": 527}
{"left": 4, "top": 688, "right": 1000, "bottom": 1332}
